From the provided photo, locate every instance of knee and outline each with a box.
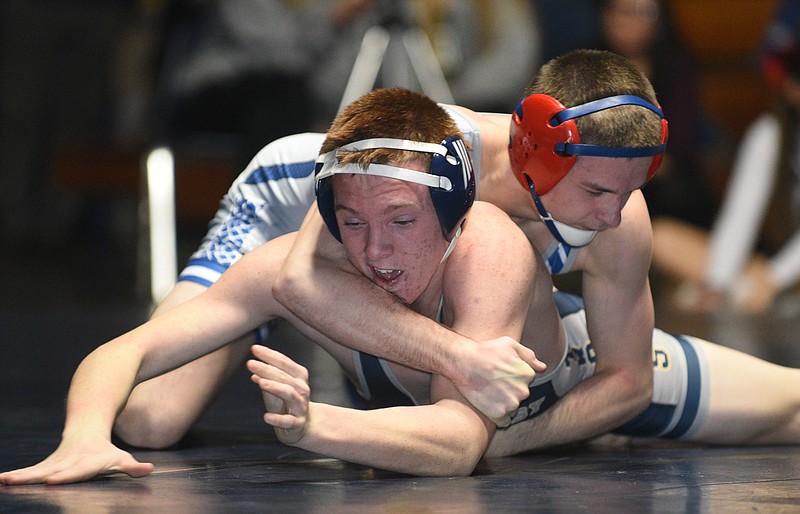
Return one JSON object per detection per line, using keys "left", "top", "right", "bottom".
{"left": 113, "top": 399, "right": 189, "bottom": 450}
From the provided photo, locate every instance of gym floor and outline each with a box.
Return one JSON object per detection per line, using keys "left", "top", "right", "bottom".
{"left": 1, "top": 238, "right": 800, "bottom": 513}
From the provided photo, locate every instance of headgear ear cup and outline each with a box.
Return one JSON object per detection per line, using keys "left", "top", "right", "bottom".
{"left": 314, "top": 136, "right": 476, "bottom": 242}
{"left": 509, "top": 94, "right": 580, "bottom": 195}
{"left": 509, "top": 94, "right": 669, "bottom": 195}
{"left": 647, "top": 116, "right": 669, "bottom": 179}
{"left": 429, "top": 136, "right": 475, "bottom": 236}
{"left": 314, "top": 161, "right": 341, "bottom": 242}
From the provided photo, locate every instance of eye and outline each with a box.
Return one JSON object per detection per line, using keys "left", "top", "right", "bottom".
{"left": 342, "top": 217, "right": 365, "bottom": 229}
{"left": 393, "top": 217, "right": 415, "bottom": 227}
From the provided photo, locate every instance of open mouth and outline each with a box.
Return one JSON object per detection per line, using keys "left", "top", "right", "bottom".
{"left": 372, "top": 266, "right": 403, "bottom": 285}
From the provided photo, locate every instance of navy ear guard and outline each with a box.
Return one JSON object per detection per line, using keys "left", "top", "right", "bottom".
{"left": 429, "top": 136, "right": 475, "bottom": 237}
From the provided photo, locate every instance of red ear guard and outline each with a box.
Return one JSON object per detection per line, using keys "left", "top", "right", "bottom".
{"left": 509, "top": 94, "right": 578, "bottom": 195}
{"left": 509, "top": 94, "right": 669, "bottom": 196}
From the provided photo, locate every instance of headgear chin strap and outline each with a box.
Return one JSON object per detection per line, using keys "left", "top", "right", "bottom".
{"left": 524, "top": 176, "right": 597, "bottom": 247}
{"left": 314, "top": 136, "right": 475, "bottom": 259}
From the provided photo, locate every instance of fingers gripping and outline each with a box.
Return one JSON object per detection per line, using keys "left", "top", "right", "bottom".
{"left": 459, "top": 337, "right": 544, "bottom": 426}
{"left": 248, "top": 345, "right": 311, "bottom": 444}
{"left": 518, "top": 344, "right": 547, "bottom": 373}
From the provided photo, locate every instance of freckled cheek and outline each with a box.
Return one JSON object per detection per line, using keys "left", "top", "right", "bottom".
{"left": 405, "top": 238, "right": 440, "bottom": 273}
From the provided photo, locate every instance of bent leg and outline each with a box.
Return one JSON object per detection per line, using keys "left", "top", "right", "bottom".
{"left": 686, "top": 337, "right": 800, "bottom": 445}
{"left": 113, "top": 281, "right": 255, "bottom": 448}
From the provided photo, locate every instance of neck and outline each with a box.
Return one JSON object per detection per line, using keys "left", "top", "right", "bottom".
{"left": 480, "top": 166, "right": 537, "bottom": 220}
{"left": 410, "top": 269, "right": 446, "bottom": 320}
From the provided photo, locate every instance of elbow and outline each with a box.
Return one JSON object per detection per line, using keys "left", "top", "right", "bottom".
{"left": 421, "top": 424, "right": 490, "bottom": 477}
{"left": 450, "top": 438, "right": 486, "bottom": 476}
{"left": 455, "top": 445, "right": 485, "bottom": 477}
{"left": 423, "top": 441, "right": 485, "bottom": 477}
{"left": 637, "top": 367, "right": 654, "bottom": 409}
{"left": 621, "top": 367, "right": 654, "bottom": 417}
{"left": 272, "top": 263, "right": 302, "bottom": 310}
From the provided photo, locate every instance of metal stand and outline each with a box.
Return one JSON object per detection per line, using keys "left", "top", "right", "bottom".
{"left": 338, "top": 4, "right": 454, "bottom": 113}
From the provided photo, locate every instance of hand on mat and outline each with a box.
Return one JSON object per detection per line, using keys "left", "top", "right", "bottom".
{"left": 0, "top": 435, "right": 153, "bottom": 485}
{"left": 248, "top": 344, "right": 310, "bottom": 445}
{"left": 452, "top": 336, "right": 545, "bottom": 427}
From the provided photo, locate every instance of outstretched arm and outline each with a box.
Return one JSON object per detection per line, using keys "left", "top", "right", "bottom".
{"left": 0, "top": 337, "right": 157, "bottom": 485}
{"left": 0, "top": 236, "right": 299, "bottom": 485}
{"left": 274, "top": 204, "right": 544, "bottom": 424}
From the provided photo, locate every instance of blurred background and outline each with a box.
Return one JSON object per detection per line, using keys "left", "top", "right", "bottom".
{"left": 0, "top": 0, "right": 789, "bottom": 317}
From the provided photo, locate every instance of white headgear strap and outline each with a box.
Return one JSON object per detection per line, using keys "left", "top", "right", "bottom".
{"left": 315, "top": 138, "right": 454, "bottom": 191}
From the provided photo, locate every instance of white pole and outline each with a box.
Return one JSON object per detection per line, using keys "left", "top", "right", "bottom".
{"left": 146, "top": 147, "right": 177, "bottom": 305}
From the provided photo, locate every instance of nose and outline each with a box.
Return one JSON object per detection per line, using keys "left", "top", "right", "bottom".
{"left": 595, "top": 196, "right": 625, "bottom": 228}
{"left": 364, "top": 225, "right": 392, "bottom": 261}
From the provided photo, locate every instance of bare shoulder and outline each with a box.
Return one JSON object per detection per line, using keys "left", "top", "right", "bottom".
{"left": 462, "top": 202, "right": 528, "bottom": 242}
{"left": 448, "top": 105, "right": 509, "bottom": 145}
{"left": 454, "top": 201, "right": 535, "bottom": 267}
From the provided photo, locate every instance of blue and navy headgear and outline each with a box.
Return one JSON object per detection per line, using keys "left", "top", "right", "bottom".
{"left": 314, "top": 135, "right": 475, "bottom": 242}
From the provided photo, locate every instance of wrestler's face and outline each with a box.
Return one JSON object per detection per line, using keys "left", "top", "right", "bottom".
{"left": 332, "top": 163, "right": 448, "bottom": 305}
{"left": 540, "top": 155, "right": 650, "bottom": 231}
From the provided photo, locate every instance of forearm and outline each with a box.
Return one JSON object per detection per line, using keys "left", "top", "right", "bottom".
{"left": 274, "top": 213, "right": 469, "bottom": 378}
{"left": 62, "top": 341, "right": 144, "bottom": 441}
{"left": 293, "top": 401, "right": 490, "bottom": 476}
{"left": 286, "top": 275, "right": 467, "bottom": 373}
{"left": 486, "top": 370, "right": 651, "bottom": 456}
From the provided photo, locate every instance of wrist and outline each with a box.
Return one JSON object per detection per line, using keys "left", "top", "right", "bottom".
{"left": 61, "top": 420, "right": 112, "bottom": 445}
{"left": 287, "top": 402, "right": 331, "bottom": 452}
{"left": 435, "top": 331, "right": 478, "bottom": 387}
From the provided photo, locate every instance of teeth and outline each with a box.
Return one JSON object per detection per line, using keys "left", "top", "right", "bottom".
{"left": 374, "top": 267, "right": 401, "bottom": 280}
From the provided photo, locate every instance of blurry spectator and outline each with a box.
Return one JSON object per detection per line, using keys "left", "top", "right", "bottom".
{"left": 418, "top": 0, "right": 541, "bottom": 113}
{"left": 651, "top": 0, "right": 800, "bottom": 314}
{"left": 153, "top": 0, "right": 322, "bottom": 166}
{"left": 595, "top": 0, "right": 724, "bottom": 228}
